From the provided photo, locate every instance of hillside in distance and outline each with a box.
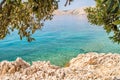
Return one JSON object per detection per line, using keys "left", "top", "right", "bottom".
{"left": 53, "top": 7, "right": 87, "bottom": 15}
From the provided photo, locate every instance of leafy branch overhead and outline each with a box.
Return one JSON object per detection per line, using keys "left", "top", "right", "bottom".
{"left": 1, "top": 0, "right": 120, "bottom": 43}
{"left": 85, "top": 0, "right": 120, "bottom": 43}
{"left": 0, "top": 0, "right": 58, "bottom": 42}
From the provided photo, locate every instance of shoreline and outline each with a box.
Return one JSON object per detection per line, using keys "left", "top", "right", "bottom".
{"left": 0, "top": 52, "right": 120, "bottom": 80}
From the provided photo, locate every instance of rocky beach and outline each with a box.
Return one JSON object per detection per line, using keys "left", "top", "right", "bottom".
{"left": 1, "top": 0, "right": 120, "bottom": 80}
{"left": 0, "top": 52, "right": 120, "bottom": 80}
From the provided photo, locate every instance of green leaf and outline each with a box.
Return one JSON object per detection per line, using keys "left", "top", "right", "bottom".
{"left": 6, "top": 0, "right": 10, "bottom": 4}
{"left": 0, "top": 14, "right": 2, "bottom": 17}
{"left": 112, "top": 20, "right": 120, "bottom": 25}
{"left": 102, "top": 0, "right": 108, "bottom": 3}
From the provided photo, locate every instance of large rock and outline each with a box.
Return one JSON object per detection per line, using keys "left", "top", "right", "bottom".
{"left": 0, "top": 57, "right": 30, "bottom": 76}
{"left": 1, "top": 52, "right": 120, "bottom": 80}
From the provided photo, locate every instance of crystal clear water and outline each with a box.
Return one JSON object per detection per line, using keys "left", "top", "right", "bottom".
{"left": 0, "top": 15, "right": 120, "bottom": 66}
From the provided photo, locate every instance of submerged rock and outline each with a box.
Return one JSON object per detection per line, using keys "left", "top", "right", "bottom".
{"left": 0, "top": 52, "right": 120, "bottom": 80}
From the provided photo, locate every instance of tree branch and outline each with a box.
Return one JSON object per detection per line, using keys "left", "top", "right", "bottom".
{"left": 64, "top": 0, "right": 69, "bottom": 6}
{"left": 64, "top": 0, "right": 72, "bottom": 6}
{"left": 0, "top": 0, "right": 6, "bottom": 10}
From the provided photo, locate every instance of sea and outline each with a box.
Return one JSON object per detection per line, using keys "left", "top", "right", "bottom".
{"left": 0, "top": 15, "right": 120, "bottom": 66}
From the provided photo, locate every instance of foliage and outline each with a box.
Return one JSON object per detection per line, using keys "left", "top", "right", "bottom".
{"left": 0, "top": 0, "right": 58, "bottom": 42}
{"left": 85, "top": 0, "right": 120, "bottom": 43}
{"left": 1, "top": 0, "right": 120, "bottom": 44}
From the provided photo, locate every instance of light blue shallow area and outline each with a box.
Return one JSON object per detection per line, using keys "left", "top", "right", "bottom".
{"left": 0, "top": 15, "right": 120, "bottom": 66}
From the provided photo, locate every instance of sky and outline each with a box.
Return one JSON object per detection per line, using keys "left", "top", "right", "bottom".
{"left": 58, "top": 0, "right": 95, "bottom": 10}
{"left": 0, "top": 0, "right": 95, "bottom": 10}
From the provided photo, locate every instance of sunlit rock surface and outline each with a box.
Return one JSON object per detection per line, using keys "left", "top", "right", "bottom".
{"left": 53, "top": 7, "right": 86, "bottom": 15}
{"left": 0, "top": 52, "right": 120, "bottom": 80}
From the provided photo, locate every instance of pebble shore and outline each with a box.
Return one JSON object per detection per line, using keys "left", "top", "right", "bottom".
{"left": 0, "top": 52, "right": 120, "bottom": 80}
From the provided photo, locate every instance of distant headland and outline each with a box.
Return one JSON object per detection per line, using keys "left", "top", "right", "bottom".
{"left": 53, "top": 7, "right": 87, "bottom": 15}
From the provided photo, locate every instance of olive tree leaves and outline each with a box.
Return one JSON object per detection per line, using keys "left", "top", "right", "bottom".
{"left": 85, "top": 0, "right": 120, "bottom": 43}
{"left": 2, "top": 0, "right": 120, "bottom": 44}
{"left": 0, "top": 0, "right": 58, "bottom": 42}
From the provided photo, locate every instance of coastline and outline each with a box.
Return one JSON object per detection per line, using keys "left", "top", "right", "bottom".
{"left": 0, "top": 52, "right": 120, "bottom": 80}
{"left": 53, "top": 7, "right": 87, "bottom": 16}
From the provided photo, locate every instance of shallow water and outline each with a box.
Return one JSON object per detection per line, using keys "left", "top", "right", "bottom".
{"left": 0, "top": 15, "right": 120, "bottom": 66}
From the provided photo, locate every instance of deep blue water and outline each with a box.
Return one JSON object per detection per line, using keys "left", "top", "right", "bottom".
{"left": 0, "top": 15, "right": 120, "bottom": 66}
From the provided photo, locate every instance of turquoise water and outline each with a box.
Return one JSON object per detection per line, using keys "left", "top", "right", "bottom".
{"left": 0, "top": 15, "right": 120, "bottom": 66}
